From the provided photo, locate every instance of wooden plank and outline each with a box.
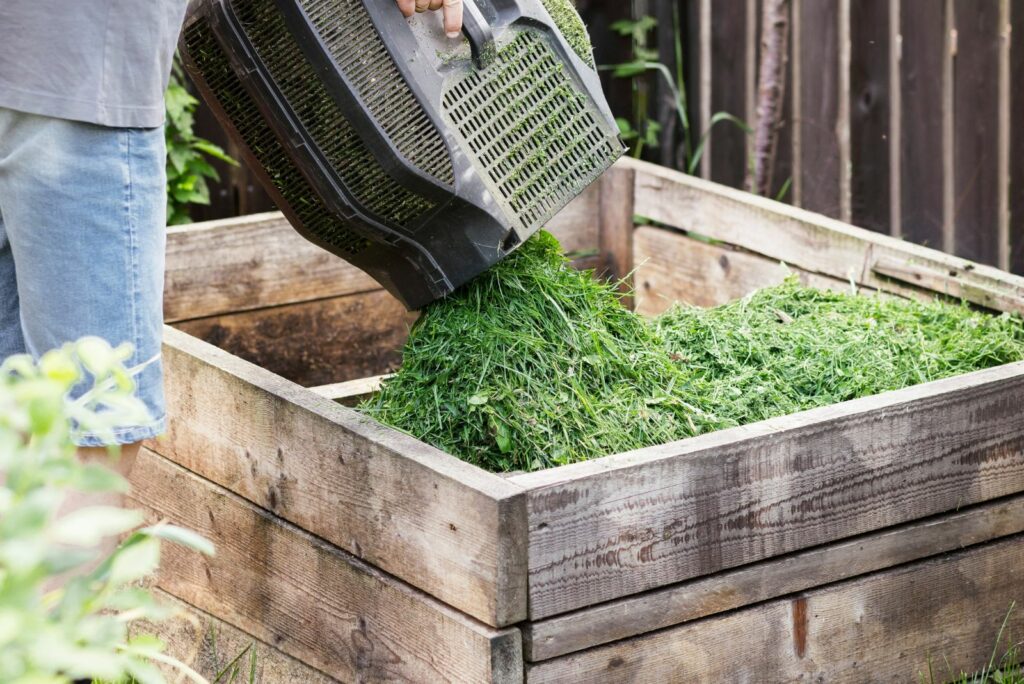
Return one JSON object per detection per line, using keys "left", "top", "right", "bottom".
{"left": 310, "top": 375, "right": 389, "bottom": 403}
{"left": 150, "top": 326, "right": 528, "bottom": 627}
{"left": 597, "top": 165, "right": 636, "bottom": 303}
{"left": 795, "top": 0, "right": 842, "bottom": 217}
{"left": 1012, "top": 0, "right": 1024, "bottom": 275}
{"left": 953, "top": 0, "right": 1002, "bottom": 266}
{"left": 838, "top": 0, "right": 853, "bottom": 223}
{"left": 632, "top": 226, "right": 854, "bottom": 315}
{"left": 175, "top": 289, "right": 415, "bottom": 388}
{"left": 511, "top": 360, "right": 1024, "bottom": 618}
{"left": 709, "top": 0, "right": 750, "bottom": 189}
{"left": 900, "top": 0, "right": 947, "bottom": 250}
{"left": 142, "top": 590, "right": 341, "bottom": 683}
{"left": 628, "top": 159, "right": 1024, "bottom": 312}
{"left": 128, "top": 448, "right": 523, "bottom": 684}
{"left": 849, "top": 0, "right": 892, "bottom": 234}
{"left": 544, "top": 180, "right": 602, "bottom": 256}
{"left": 164, "top": 212, "right": 378, "bottom": 323}
{"left": 523, "top": 493, "right": 1024, "bottom": 661}
{"left": 526, "top": 534, "right": 1024, "bottom": 682}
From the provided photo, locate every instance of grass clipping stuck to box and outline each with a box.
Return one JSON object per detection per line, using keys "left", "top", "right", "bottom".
{"left": 361, "top": 232, "right": 1024, "bottom": 472}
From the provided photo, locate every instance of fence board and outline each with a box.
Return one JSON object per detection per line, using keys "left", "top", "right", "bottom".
{"left": 900, "top": 0, "right": 946, "bottom": 250}
{"left": 1011, "top": 0, "right": 1024, "bottom": 273}
{"left": 709, "top": 0, "right": 750, "bottom": 189}
{"left": 953, "top": 0, "right": 1002, "bottom": 266}
{"left": 850, "top": 0, "right": 892, "bottom": 234}
{"left": 794, "top": 0, "right": 841, "bottom": 217}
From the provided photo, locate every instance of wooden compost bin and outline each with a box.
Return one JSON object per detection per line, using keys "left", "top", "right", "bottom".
{"left": 133, "top": 158, "right": 1024, "bottom": 682}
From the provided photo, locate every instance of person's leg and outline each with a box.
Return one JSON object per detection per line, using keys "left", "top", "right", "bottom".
{"left": 0, "top": 208, "right": 26, "bottom": 361}
{"left": 0, "top": 107, "right": 167, "bottom": 446}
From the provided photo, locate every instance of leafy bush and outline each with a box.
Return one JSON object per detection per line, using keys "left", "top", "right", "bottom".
{"left": 0, "top": 339, "right": 213, "bottom": 683}
{"left": 165, "top": 59, "right": 237, "bottom": 225}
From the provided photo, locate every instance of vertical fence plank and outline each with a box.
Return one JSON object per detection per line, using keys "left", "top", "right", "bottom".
{"left": 1012, "top": 1, "right": 1024, "bottom": 274}
{"left": 709, "top": 0, "right": 751, "bottom": 188}
{"left": 952, "top": 0, "right": 1002, "bottom": 266}
{"left": 838, "top": 0, "right": 852, "bottom": 223}
{"left": 849, "top": 0, "right": 892, "bottom": 234}
{"left": 900, "top": 0, "right": 946, "bottom": 250}
{"left": 794, "top": 0, "right": 842, "bottom": 217}
{"left": 998, "top": 0, "right": 1011, "bottom": 271}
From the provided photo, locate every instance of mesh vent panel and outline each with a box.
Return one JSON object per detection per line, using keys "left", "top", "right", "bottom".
{"left": 300, "top": 0, "right": 454, "bottom": 186}
{"left": 183, "top": 17, "right": 369, "bottom": 255}
{"left": 230, "top": 0, "right": 435, "bottom": 227}
{"left": 443, "top": 31, "right": 618, "bottom": 230}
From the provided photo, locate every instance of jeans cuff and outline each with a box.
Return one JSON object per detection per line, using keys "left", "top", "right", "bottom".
{"left": 73, "top": 415, "right": 166, "bottom": 447}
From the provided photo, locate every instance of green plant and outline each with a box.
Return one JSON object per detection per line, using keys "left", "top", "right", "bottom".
{"left": 922, "top": 603, "right": 1023, "bottom": 683}
{"left": 0, "top": 338, "right": 214, "bottom": 683}
{"left": 165, "top": 58, "right": 237, "bottom": 225}
{"left": 606, "top": 10, "right": 750, "bottom": 172}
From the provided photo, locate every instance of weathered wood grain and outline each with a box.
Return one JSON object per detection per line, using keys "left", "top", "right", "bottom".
{"left": 310, "top": 375, "right": 389, "bottom": 404}
{"left": 523, "top": 493, "right": 1024, "bottom": 661}
{"left": 632, "top": 225, "right": 854, "bottom": 315}
{"left": 128, "top": 448, "right": 523, "bottom": 683}
{"left": 628, "top": 159, "right": 1024, "bottom": 311}
{"left": 165, "top": 213, "right": 378, "bottom": 323}
{"left": 526, "top": 534, "right": 1024, "bottom": 683}
{"left": 143, "top": 590, "right": 341, "bottom": 683}
{"left": 511, "top": 360, "right": 1024, "bottom": 618}
{"left": 175, "top": 290, "right": 416, "bottom": 387}
{"left": 149, "top": 326, "right": 527, "bottom": 627}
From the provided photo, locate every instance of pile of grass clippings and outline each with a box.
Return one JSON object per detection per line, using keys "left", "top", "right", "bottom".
{"left": 360, "top": 231, "right": 723, "bottom": 472}
{"left": 655, "top": 278, "right": 1024, "bottom": 427}
{"left": 362, "top": 232, "right": 1024, "bottom": 473}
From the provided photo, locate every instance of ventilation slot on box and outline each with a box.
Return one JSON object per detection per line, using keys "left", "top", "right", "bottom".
{"left": 230, "top": 0, "right": 435, "bottom": 228}
{"left": 183, "top": 17, "right": 370, "bottom": 255}
{"left": 299, "top": 0, "right": 455, "bottom": 187}
{"left": 442, "top": 31, "right": 619, "bottom": 231}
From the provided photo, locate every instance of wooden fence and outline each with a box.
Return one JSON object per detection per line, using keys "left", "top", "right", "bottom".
{"left": 190, "top": 0, "right": 1024, "bottom": 273}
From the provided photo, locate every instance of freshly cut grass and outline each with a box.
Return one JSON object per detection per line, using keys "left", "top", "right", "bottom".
{"left": 362, "top": 232, "right": 1024, "bottom": 473}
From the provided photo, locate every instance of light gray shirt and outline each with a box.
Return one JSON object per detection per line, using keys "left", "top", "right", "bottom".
{"left": 0, "top": 0, "right": 189, "bottom": 128}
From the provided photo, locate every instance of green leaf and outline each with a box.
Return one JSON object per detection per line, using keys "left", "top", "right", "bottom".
{"left": 467, "top": 394, "right": 489, "bottom": 406}
{"left": 72, "top": 463, "right": 130, "bottom": 493}
{"left": 108, "top": 535, "right": 161, "bottom": 586}
{"left": 52, "top": 506, "right": 143, "bottom": 546}
{"left": 141, "top": 524, "right": 215, "bottom": 556}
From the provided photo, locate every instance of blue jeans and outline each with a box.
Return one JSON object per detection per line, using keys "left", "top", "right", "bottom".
{"left": 0, "top": 107, "right": 166, "bottom": 445}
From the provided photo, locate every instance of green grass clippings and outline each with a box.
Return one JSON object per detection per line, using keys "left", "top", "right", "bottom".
{"left": 540, "top": 0, "right": 596, "bottom": 67}
{"left": 362, "top": 232, "right": 1024, "bottom": 473}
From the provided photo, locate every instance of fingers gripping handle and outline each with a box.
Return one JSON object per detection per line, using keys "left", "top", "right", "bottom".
{"left": 460, "top": 0, "right": 496, "bottom": 69}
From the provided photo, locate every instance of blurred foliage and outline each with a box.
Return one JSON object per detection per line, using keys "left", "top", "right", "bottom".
{"left": 0, "top": 338, "right": 214, "bottom": 683}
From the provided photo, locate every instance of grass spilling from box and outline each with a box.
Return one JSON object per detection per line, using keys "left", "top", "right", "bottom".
{"left": 361, "top": 232, "right": 1024, "bottom": 472}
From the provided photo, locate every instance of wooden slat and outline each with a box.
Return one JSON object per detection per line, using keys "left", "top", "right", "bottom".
{"left": 511, "top": 359, "right": 1024, "bottom": 618}
{"left": 953, "top": 0, "right": 1002, "bottom": 266}
{"left": 144, "top": 590, "right": 341, "bottom": 683}
{"left": 164, "top": 213, "right": 378, "bottom": 323}
{"left": 628, "top": 159, "right": 1024, "bottom": 312}
{"left": 129, "top": 448, "right": 523, "bottom": 684}
{"left": 523, "top": 494, "right": 1024, "bottom": 661}
{"left": 310, "top": 375, "right": 389, "bottom": 402}
{"left": 849, "top": 0, "right": 892, "bottom": 234}
{"left": 632, "top": 226, "right": 854, "bottom": 315}
{"left": 900, "top": 0, "right": 947, "bottom": 250}
{"left": 796, "top": 0, "right": 842, "bottom": 216}
{"left": 150, "top": 327, "right": 527, "bottom": 627}
{"left": 597, "top": 165, "right": 636, "bottom": 303}
{"left": 544, "top": 180, "right": 602, "bottom": 256}
{"left": 526, "top": 534, "right": 1024, "bottom": 682}
{"left": 1012, "top": 0, "right": 1024, "bottom": 275}
{"left": 709, "top": 0, "right": 750, "bottom": 189}
{"left": 175, "top": 289, "right": 415, "bottom": 388}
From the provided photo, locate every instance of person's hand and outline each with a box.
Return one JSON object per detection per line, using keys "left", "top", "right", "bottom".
{"left": 395, "top": 0, "right": 463, "bottom": 39}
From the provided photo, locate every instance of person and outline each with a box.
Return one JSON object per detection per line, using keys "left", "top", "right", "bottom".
{"left": 0, "top": 1, "right": 462, "bottom": 462}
